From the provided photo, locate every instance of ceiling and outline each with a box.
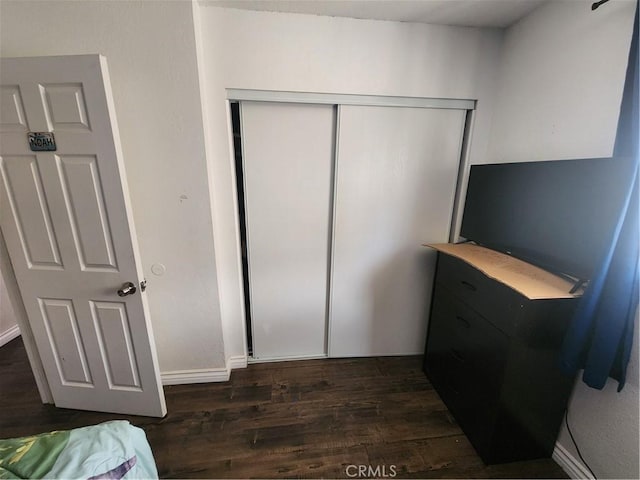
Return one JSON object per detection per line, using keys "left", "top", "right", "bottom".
{"left": 204, "top": 0, "right": 549, "bottom": 28}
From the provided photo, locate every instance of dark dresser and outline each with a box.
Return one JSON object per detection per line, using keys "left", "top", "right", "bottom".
{"left": 423, "top": 243, "right": 579, "bottom": 464}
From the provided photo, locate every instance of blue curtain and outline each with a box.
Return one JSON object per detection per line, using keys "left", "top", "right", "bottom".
{"left": 559, "top": 7, "right": 639, "bottom": 392}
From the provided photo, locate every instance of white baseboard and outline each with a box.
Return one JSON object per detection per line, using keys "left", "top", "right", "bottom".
{"left": 0, "top": 325, "right": 20, "bottom": 347}
{"left": 161, "top": 355, "right": 248, "bottom": 386}
{"left": 553, "top": 442, "right": 595, "bottom": 479}
{"left": 161, "top": 367, "right": 229, "bottom": 385}
{"left": 227, "top": 355, "right": 248, "bottom": 370}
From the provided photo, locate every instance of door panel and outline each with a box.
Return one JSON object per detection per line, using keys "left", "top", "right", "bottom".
{"left": 41, "top": 83, "right": 91, "bottom": 131}
{"left": 330, "top": 105, "right": 466, "bottom": 357}
{"left": 242, "top": 102, "right": 335, "bottom": 360}
{"left": 58, "top": 155, "right": 118, "bottom": 270}
{"left": 90, "top": 301, "right": 142, "bottom": 390}
{"left": 0, "top": 86, "right": 29, "bottom": 132}
{"left": 0, "top": 55, "right": 166, "bottom": 416}
{"left": 1, "top": 155, "right": 62, "bottom": 267}
{"left": 39, "top": 298, "right": 92, "bottom": 385}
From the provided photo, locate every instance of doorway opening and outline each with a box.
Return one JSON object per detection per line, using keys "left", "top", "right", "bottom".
{"left": 230, "top": 102, "right": 253, "bottom": 356}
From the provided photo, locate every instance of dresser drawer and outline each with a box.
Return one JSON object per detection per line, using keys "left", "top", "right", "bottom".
{"left": 436, "top": 253, "right": 520, "bottom": 336}
{"left": 426, "top": 283, "right": 509, "bottom": 394}
{"left": 425, "top": 284, "right": 509, "bottom": 458}
{"left": 425, "top": 284, "right": 511, "bottom": 461}
{"left": 424, "top": 291, "right": 467, "bottom": 394}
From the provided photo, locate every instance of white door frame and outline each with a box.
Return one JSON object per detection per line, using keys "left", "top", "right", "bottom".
{"left": 226, "top": 89, "right": 477, "bottom": 360}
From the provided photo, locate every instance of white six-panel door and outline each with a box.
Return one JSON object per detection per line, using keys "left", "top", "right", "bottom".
{"left": 241, "top": 102, "right": 335, "bottom": 361}
{"left": 0, "top": 55, "right": 166, "bottom": 416}
{"left": 329, "top": 105, "right": 466, "bottom": 357}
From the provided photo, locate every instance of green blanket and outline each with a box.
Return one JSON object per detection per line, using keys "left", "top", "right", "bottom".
{"left": 0, "top": 421, "right": 157, "bottom": 479}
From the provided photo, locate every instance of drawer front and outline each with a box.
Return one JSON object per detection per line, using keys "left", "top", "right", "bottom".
{"left": 424, "top": 291, "right": 466, "bottom": 394}
{"left": 425, "top": 285, "right": 510, "bottom": 461}
{"left": 436, "top": 253, "right": 521, "bottom": 336}
{"left": 426, "top": 284, "right": 509, "bottom": 395}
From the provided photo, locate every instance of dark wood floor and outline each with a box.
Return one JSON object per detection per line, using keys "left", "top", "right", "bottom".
{"left": 0, "top": 337, "right": 568, "bottom": 479}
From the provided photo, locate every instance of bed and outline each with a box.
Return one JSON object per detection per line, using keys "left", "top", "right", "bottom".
{"left": 0, "top": 421, "right": 158, "bottom": 479}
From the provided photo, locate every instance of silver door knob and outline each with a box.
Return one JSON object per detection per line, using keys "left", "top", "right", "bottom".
{"left": 117, "top": 282, "right": 137, "bottom": 297}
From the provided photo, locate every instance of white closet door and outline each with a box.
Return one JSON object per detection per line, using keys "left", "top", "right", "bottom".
{"left": 330, "top": 105, "right": 466, "bottom": 357}
{"left": 242, "top": 102, "right": 335, "bottom": 360}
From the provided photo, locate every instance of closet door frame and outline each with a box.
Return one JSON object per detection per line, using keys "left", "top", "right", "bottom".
{"left": 227, "top": 89, "right": 476, "bottom": 361}
{"left": 228, "top": 89, "right": 475, "bottom": 111}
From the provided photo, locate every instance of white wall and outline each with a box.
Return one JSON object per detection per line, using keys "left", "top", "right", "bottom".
{"left": 194, "top": 4, "right": 505, "bottom": 361}
{"left": 487, "top": 0, "right": 635, "bottom": 163}
{"left": 0, "top": 1, "right": 225, "bottom": 373}
{"left": 0, "top": 269, "right": 19, "bottom": 346}
{"left": 486, "top": 1, "right": 638, "bottom": 479}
